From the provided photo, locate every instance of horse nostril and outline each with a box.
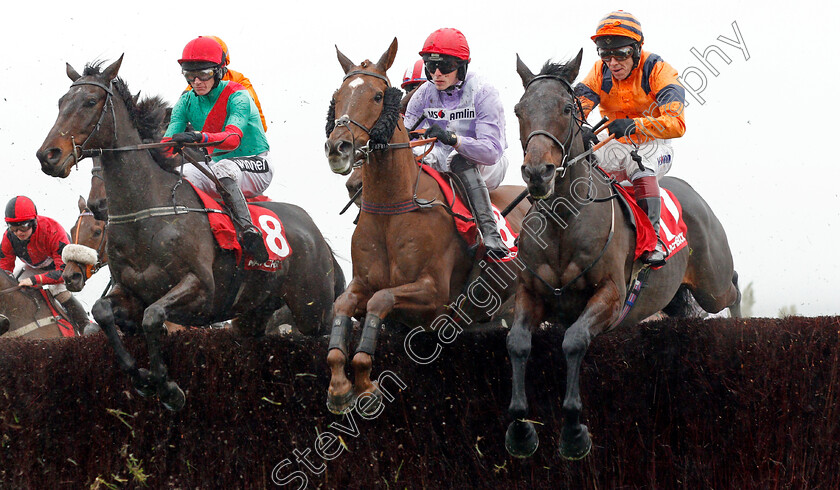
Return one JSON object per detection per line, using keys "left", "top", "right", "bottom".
{"left": 338, "top": 140, "right": 353, "bottom": 156}
{"left": 42, "top": 148, "right": 63, "bottom": 165}
{"left": 541, "top": 164, "right": 556, "bottom": 180}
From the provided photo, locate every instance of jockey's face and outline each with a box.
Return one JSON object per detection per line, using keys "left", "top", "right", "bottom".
{"left": 605, "top": 53, "right": 635, "bottom": 81}
{"left": 188, "top": 76, "right": 214, "bottom": 96}
{"left": 10, "top": 225, "right": 34, "bottom": 241}
{"left": 431, "top": 68, "right": 458, "bottom": 91}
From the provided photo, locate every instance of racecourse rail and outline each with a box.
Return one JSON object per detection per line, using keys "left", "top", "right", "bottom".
{"left": 1, "top": 316, "right": 838, "bottom": 488}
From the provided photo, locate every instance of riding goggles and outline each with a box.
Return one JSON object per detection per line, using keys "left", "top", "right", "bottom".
{"left": 182, "top": 68, "right": 216, "bottom": 82}
{"left": 424, "top": 59, "right": 460, "bottom": 75}
{"left": 597, "top": 46, "right": 634, "bottom": 62}
{"left": 7, "top": 221, "right": 34, "bottom": 232}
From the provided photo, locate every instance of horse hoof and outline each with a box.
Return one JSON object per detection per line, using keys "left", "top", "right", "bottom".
{"left": 505, "top": 420, "right": 539, "bottom": 458}
{"left": 327, "top": 390, "right": 356, "bottom": 415}
{"left": 355, "top": 387, "right": 384, "bottom": 417}
{"left": 161, "top": 382, "right": 186, "bottom": 412}
{"left": 559, "top": 424, "right": 592, "bottom": 461}
{"left": 133, "top": 369, "right": 155, "bottom": 398}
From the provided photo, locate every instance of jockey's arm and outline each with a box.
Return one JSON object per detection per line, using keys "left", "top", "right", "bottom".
{"left": 633, "top": 62, "right": 686, "bottom": 140}
{"left": 448, "top": 87, "right": 505, "bottom": 166}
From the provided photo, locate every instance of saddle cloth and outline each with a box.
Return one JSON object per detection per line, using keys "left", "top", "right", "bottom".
{"left": 188, "top": 182, "right": 291, "bottom": 272}
{"left": 613, "top": 183, "right": 688, "bottom": 262}
{"left": 419, "top": 163, "right": 519, "bottom": 262}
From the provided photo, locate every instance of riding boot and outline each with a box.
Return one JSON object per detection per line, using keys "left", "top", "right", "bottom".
{"left": 218, "top": 177, "right": 269, "bottom": 264}
{"left": 636, "top": 197, "right": 667, "bottom": 267}
{"left": 450, "top": 156, "right": 509, "bottom": 259}
{"left": 60, "top": 295, "right": 91, "bottom": 335}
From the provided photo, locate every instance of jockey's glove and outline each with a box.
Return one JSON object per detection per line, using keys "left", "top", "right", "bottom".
{"left": 580, "top": 124, "right": 599, "bottom": 149}
{"left": 425, "top": 125, "right": 458, "bottom": 146}
{"left": 608, "top": 118, "right": 637, "bottom": 138}
{"left": 172, "top": 131, "right": 204, "bottom": 145}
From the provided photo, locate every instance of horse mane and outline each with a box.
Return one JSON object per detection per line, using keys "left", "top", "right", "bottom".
{"left": 539, "top": 59, "right": 578, "bottom": 82}
{"left": 83, "top": 61, "right": 172, "bottom": 166}
{"left": 326, "top": 92, "right": 337, "bottom": 137}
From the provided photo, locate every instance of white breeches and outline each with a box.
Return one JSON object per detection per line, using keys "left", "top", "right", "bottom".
{"left": 593, "top": 137, "right": 673, "bottom": 183}
{"left": 183, "top": 151, "right": 274, "bottom": 199}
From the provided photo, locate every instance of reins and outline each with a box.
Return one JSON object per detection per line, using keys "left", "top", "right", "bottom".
{"left": 63, "top": 78, "right": 230, "bottom": 225}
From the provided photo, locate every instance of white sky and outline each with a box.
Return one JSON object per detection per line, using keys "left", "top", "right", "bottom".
{"left": 1, "top": 1, "right": 838, "bottom": 317}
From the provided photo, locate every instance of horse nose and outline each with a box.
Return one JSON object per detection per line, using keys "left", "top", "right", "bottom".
{"left": 325, "top": 138, "right": 354, "bottom": 159}
{"left": 63, "top": 270, "right": 84, "bottom": 292}
{"left": 521, "top": 163, "right": 556, "bottom": 186}
{"left": 36, "top": 147, "right": 64, "bottom": 166}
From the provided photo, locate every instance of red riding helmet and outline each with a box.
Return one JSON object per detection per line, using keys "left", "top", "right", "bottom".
{"left": 178, "top": 36, "right": 225, "bottom": 68}
{"left": 419, "top": 28, "right": 471, "bottom": 61}
{"left": 402, "top": 59, "right": 428, "bottom": 89}
{"left": 5, "top": 196, "right": 37, "bottom": 223}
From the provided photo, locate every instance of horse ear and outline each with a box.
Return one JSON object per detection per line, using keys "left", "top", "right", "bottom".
{"left": 101, "top": 54, "right": 124, "bottom": 82}
{"left": 516, "top": 54, "right": 535, "bottom": 88}
{"left": 67, "top": 63, "right": 81, "bottom": 82}
{"left": 376, "top": 37, "right": 398, "bottom": 72}
{"left": 566, "top": 48, "right": 584, "bottom": 82}
{"left": 336, "top": 46, "right": 355, "bottom": 74}
{"left": 78, "top": 196, "right": 87, "bottom": 213}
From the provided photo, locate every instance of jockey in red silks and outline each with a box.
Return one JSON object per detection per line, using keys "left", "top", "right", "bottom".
{"left": 400, "top": 59, "right": 428, "bottom": 114}
{"left": 574, "top": 10, "right": 687, "bottom": 266}
{"left": 0, "top": 196, "right": 90, "bottom": 333}
{"left": 403, "top": 28, "right": 510, "bottom": 259}
{"left": 162, "top": 36, "right": 271, "bottom": 263}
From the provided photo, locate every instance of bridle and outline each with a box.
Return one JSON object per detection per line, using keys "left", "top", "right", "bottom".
{"left": 330, "top": 70, "right": 434, "bottom": 167}
{"left": 64, "top": 79, "right": 117, "bottom": 167}
{"left": 522, "top": 74, "right": 586, "bottom": 179}
{"left": 71, "top": 210, "right": 107, "bottom": 280}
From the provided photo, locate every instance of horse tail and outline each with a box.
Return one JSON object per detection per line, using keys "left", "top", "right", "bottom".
{"left": 329, "top": 247, "right": 347, "bottom": 300}
{"left": 662, "top": 285, "right": 707, "bottom": 319}
{"left": 729, "top": 270, "right": 743, "bottom": 318}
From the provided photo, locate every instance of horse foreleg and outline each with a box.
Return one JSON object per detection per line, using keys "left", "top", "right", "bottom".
{"left": 90, "top": 286, "right": 151, "bottom": 395}
{"left": 505, "top": 281, "right": 544, "bottom": 458}
{"left": 327, "top": 281, "right": 367, "bottom": 414}
{"left": 352, "top": 277, "right": 445, "bottom": 415}
{"left": 559, "top": 282, "right": 621, "bottom": 460}
{"left": 142, "top": 273, "right": 208, "bottom": 412}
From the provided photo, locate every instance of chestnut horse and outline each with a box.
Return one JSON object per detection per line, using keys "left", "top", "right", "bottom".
{"left": 0, "top": 270, "right": 76, "bottom": 338}
{"left": 37, "top": 57, "right": 344, "bottom": 410}
{"left": 504, "top": 52, "right": 741, "bottom": 460}
{"left": 324, "top": 38, "right": 531, "bottom": 414}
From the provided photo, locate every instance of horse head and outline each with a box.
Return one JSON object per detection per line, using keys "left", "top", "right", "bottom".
{"left": 63, "top": 196, "right": 106, "bottom": 292}
{"left": 324, "top": 38, "right": 403, "bottom": 176}
{"left": 514, "top": 50, "right": 585, "bottom": 199}
{"left": 36, "top": 56, "right": 124, "bottom": 178}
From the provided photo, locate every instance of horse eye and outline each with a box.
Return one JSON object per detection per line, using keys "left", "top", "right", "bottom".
{"left": 93, "top": 228, "right": 102, "bottom": 237}
{"left": 563, "top": 104, "right": 573, "bottom": 114}
{"left": 374, "top": 92, "right": 383, "bottom": 102}
{"left": 85, "top": 98, "right": 98, "bottom": 107}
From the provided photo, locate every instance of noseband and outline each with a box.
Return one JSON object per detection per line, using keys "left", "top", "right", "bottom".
{"left": 523, "top": 75, "right": 585, "bottom": 178}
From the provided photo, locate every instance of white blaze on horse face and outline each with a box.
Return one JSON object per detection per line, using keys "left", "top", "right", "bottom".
{"left": 348, "top": 77, "right": 364, "bottom": 89}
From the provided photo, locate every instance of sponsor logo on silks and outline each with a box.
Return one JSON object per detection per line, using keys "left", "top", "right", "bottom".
{"left": 657, "top": 154, "right": 672, "bottom": 165}
{"left": 424, "top": 106, "right": 476, "bottom": 121}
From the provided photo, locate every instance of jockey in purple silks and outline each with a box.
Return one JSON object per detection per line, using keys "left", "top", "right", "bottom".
{"left": 404, "top": 28, "right": 510, "bottom": 259}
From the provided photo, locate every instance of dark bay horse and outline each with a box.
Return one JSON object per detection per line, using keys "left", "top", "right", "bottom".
{"left": 504, "top": 52, "right": 741, "bottom": 459}
{"left": 0, "top": 270, "right": 76, "bottom": 338}
{"left": 36, "top": 56, "right": 344, "bottom": 410}
{"left": 323, "top": 38, "right": 531, "bottom": 414}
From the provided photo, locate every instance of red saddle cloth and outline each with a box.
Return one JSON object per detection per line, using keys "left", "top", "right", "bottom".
{"left": 188, "top": 182, "right": 291, "bottom": 272}
{"left": 419, "top": 163, "right": 519, "bottom": 262}
{"left": 613, "top": 184, "right": 688, "bottom": 262}
{"left": 42, "top": 290, "right": 76, "bottom": 337}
